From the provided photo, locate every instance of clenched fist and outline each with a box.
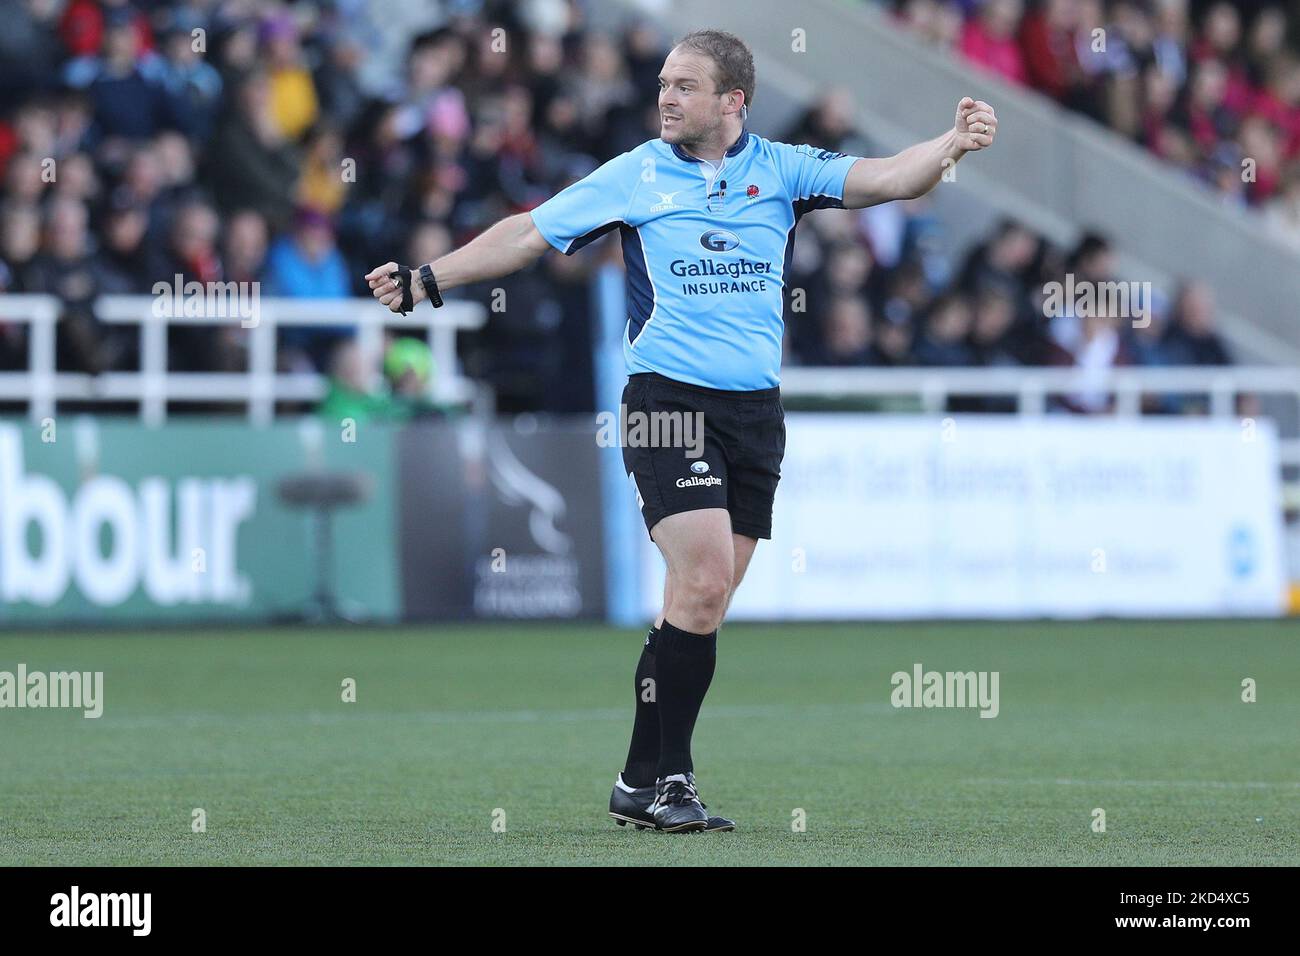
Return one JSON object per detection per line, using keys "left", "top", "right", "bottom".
{"left": 954, "top": 97, "right": 998, "bottom": 152}
{"left": 365, "top": 261, "right": 425, "bottom": 314}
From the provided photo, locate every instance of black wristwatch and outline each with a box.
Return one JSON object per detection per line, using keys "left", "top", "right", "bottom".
{"left": 419, "top": 263, "right": 444, "bottom": 309}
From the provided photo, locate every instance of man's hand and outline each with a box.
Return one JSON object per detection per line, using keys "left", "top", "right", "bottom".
{"left": 362, "top": 214, "right": 551, "bottom": 311}
{"left": 841, "top": 97, "right": 1000, "bottom": 208}
{"left": 954, "top": 96, "right": 997, "bottom": 152}
{"left": 366, "top": 262, "right": 426, "bottom": 314}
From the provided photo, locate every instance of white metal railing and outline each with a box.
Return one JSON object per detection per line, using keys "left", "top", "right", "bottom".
{"left": 0, "top": 294, "right": 487, "bottom": 426}
{"left": 2, "top": 294, "right": 1296, "bottom": 470}
{"left": 779, "top": 365, "right": 1300, "bottom": 469}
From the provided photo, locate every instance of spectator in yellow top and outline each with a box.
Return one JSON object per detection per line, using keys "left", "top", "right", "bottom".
{"left": 261, "top": 13, "right": 318, "bottom": 142}
{"left": 297, "top": 124, "right": 348, "bottom": 215}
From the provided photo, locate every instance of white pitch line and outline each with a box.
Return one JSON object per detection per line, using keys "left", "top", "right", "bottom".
{"left": 77, "top": 700, "right": 898, "bottom": 730}
{"left": 961, "top": 777, "right": 1300, "bottom": 790}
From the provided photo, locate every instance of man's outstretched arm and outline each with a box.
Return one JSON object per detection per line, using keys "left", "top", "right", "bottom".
{"left": 366, "top": 212, "right": 553, "bottom": 313}
{"left": 841, "top": 96, "right": 998, "bottom": 209}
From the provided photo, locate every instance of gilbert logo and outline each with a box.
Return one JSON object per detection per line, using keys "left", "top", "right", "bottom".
{"left": 50, "top": 886, "right": 151, "bottom": 936}
{"left": 650, "top": 191, "right": 682, "bottom": 212}
{"left": 675, "top": 475, "right": 721, "bottom": 488}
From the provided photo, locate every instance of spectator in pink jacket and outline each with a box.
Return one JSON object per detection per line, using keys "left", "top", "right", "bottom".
{"left": 961, "top": 0, "right": 1028, "bottom": 85}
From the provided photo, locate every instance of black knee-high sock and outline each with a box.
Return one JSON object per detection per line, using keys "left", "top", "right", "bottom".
{"left": 621, "top": 626, "right": 660, "bottom": 787}
{"left": 655, "top": 620, "right": 717, "bottom": 778}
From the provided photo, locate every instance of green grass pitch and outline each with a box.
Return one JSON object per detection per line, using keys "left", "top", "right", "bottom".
{"left": 0, "top": 621, "right": 1296, "bottom": 866}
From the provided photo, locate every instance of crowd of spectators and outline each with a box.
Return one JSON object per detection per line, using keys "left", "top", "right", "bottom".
{"left": 0, "top": 0, "right": 1240, "bottom": 416}
{"left": 886, "top": 0, "right": 1300, "bottom": 246}
{"left": 776, "top": 85, "right": 1235, "bottom": 414}
{"left": 0, "top": 0, "right": 639, "bottom": 411}
{"left": 778, "top": 125, "right": 1234, "bottom": 413}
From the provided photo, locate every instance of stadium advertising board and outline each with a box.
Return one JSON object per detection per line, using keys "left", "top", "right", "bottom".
{"left": 0, "top": 419, "right": 605, "bottom": 624}
{"left": 639, "top": 415, "right": 1286, "bottom": 619}
{"left": 0, "top": 420, "right": 400, "bottom": 622}
{"left": 396, "top": 421, "right": 606, "bottom": 620}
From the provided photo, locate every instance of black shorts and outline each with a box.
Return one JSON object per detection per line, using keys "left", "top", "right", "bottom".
{"left": 620, "top": 372, "right": 786, "bottom": 540}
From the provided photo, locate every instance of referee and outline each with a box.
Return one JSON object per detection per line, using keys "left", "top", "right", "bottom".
{"left": 367, "top": 29, "right": 998, "bottom": 833}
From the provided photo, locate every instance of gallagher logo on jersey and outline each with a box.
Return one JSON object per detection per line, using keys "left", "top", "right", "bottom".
{"left": 699, "top": 229, "right": 741, "bottom": 252}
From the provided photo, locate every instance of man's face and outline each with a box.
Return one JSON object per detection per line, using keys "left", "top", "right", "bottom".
{"left": 103, "top": 23, "right": 138, "bottom": 66}
{"left": 657, "top": 47, "right": 734, "bottom": 147}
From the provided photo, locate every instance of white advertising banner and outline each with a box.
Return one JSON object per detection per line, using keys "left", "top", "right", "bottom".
{"left": 639, "top": 415, "right": 1286, "bottom": 619}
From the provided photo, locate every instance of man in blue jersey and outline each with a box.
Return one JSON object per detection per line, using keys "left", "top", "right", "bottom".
{"left": 366, "top": 29, "right": 997, "bottom": 833}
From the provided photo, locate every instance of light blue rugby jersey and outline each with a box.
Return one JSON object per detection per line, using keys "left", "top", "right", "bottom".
{"left": 529, "top": 129, "right": 858, "bottom": 391}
